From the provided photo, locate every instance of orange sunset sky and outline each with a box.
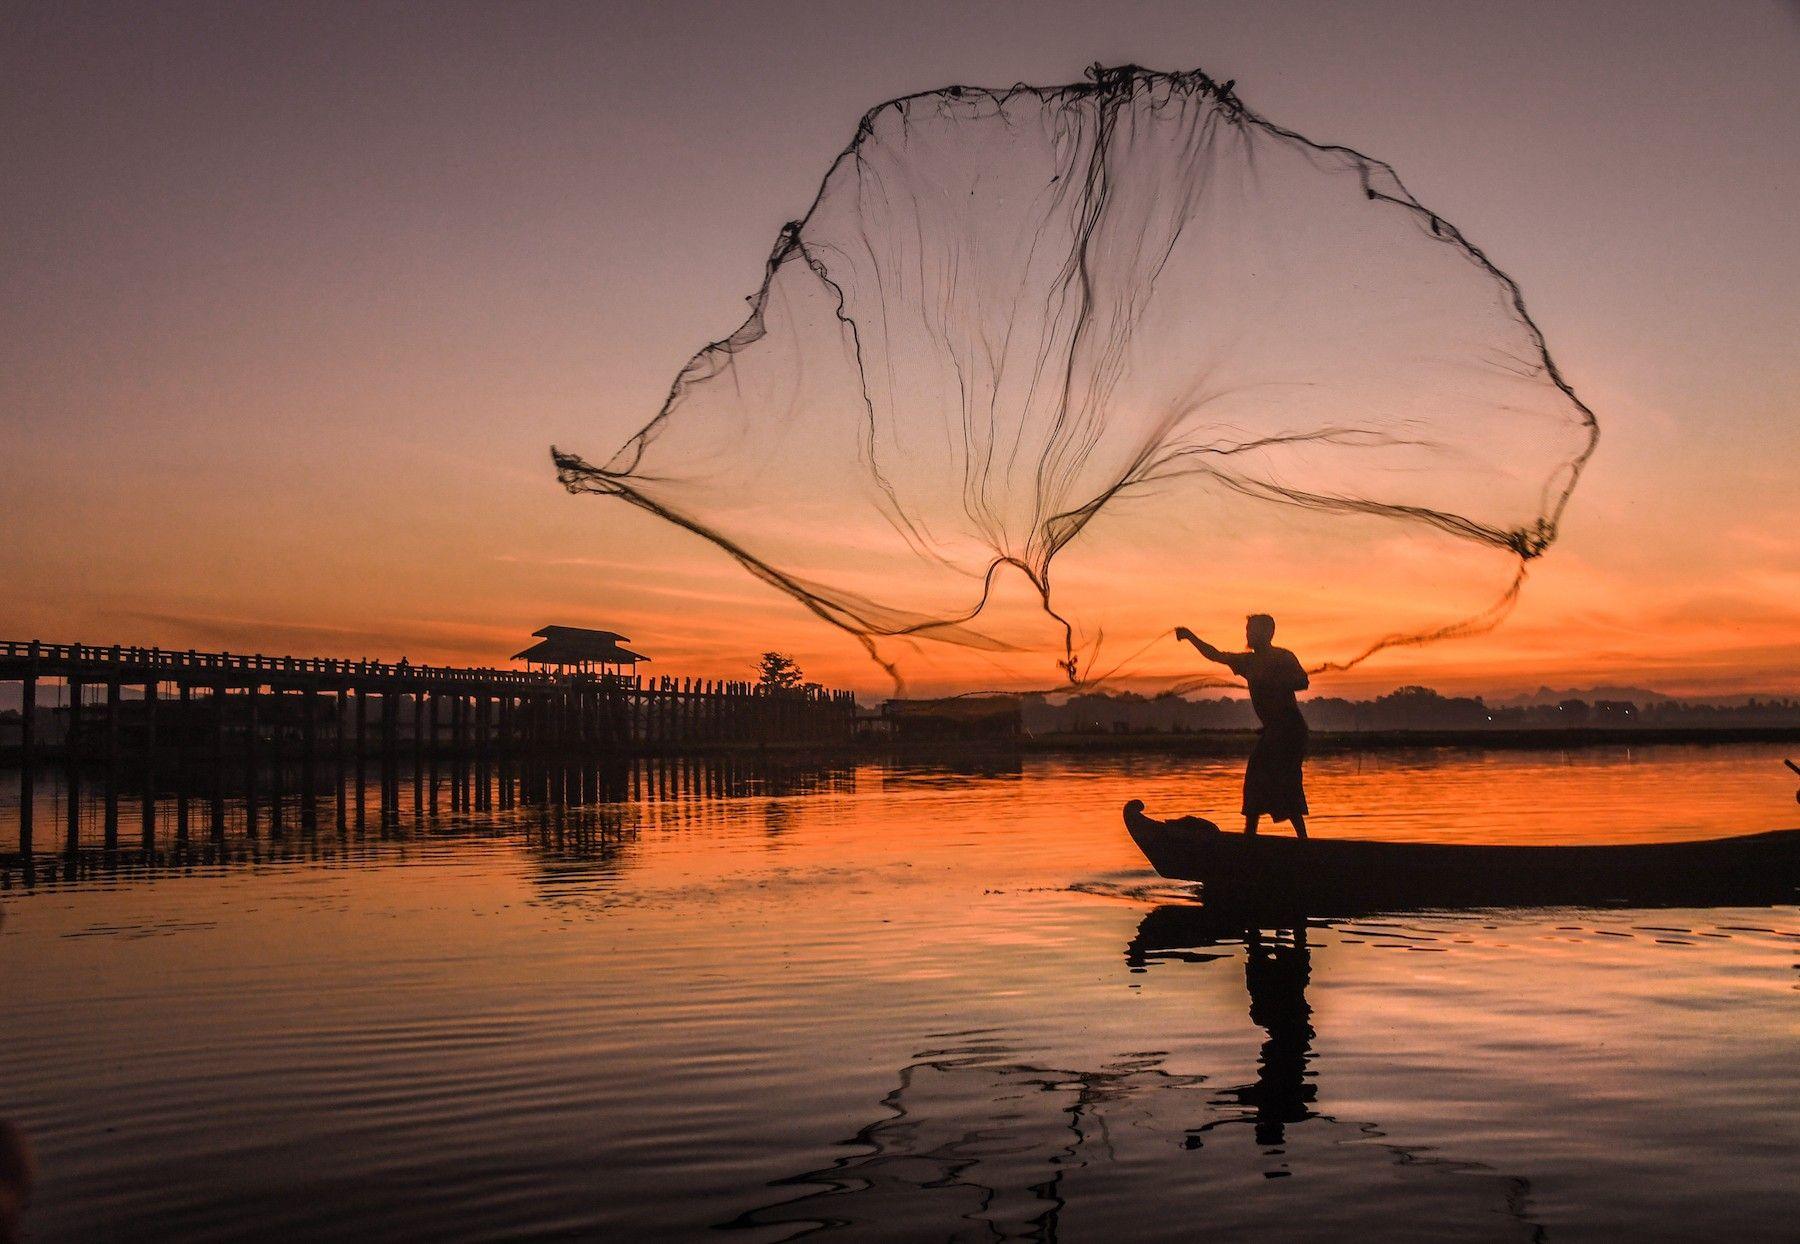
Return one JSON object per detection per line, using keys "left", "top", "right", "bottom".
{"left": 3, "top": 2, "right": 1796, "bottom": 700}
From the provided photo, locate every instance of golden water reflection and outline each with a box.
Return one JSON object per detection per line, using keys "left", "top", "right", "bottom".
{"left": 2, "top": 745, "right": 1794, "bottom": 1241}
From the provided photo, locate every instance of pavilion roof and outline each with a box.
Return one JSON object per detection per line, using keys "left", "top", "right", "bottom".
{"left": 531, "top": 625, "right": 629, "bottom": 643}
{"left": 512, "top": 627, "right": 648, "bottom": 665}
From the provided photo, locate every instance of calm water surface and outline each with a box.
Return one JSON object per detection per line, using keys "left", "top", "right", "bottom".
{"left": 3, "top": 744, "right": 1797, "bottom": 1241}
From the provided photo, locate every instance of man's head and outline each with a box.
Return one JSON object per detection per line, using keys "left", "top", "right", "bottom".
{"left": 1245, "top": 613, "right": 1276, "bottom": 650}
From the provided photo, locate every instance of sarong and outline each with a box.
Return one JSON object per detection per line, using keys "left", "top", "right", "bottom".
{"left": 1243, "top": 721, "right": 1308, "bottom": 822}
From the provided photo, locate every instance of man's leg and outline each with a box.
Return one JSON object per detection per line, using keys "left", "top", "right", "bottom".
{"left": 1291, "top": 814, "right": 1307, "bottom": 840}
{"left": 1244, "top": 814, "right": 1260, "bottom": 836}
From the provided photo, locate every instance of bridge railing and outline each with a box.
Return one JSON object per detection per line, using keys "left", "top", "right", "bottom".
{"left": 0, "top": 640, "right": 550, "bottom": 685}
{"left": 0, "top": 641, "right": 861, "bottom": 709}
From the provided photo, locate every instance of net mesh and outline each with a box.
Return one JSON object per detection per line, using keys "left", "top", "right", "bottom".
{"left": 554, "top": 65, "right": 1597, "bottom": 692}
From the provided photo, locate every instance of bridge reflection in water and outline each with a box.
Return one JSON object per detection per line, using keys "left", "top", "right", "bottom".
{"left": 0, "top": 755, "right": 858, "bottom": 889}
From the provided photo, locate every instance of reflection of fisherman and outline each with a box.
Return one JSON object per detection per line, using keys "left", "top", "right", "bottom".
{"left": 1190, "top": 926, "right": 1316, "bottom": 1150}
{"left": 1239, "top": 928, "right": 1316, "bottom": 1145}
{"left": 1176, "top": 614, "right": 1310, "bottom": 837}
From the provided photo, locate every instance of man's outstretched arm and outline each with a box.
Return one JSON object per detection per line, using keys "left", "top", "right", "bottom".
{"left": 1174, "top": 627, "right": 1236, "bottom": 668}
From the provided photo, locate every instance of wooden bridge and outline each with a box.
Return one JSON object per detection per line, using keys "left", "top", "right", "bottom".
{"left": 0, "top": 639, "right": 858, "bottom": 863}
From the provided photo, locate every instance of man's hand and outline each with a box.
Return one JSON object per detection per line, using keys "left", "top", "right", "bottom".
{"left": 1174, "top": 626, "right": 1197, "bottom": 645}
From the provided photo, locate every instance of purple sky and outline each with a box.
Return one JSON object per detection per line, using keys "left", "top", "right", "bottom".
{"left": 3, "top": 1, "right": 1795, "bottom": 694}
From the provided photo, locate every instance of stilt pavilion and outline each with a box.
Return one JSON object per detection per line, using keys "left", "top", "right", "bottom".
{"left": 512, "top": 626, "right": 648, "bottom": 678}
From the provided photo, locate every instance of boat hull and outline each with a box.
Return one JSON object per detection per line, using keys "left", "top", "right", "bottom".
{"left": 1123, "top": 800, "right": 1800, "bottom": 908}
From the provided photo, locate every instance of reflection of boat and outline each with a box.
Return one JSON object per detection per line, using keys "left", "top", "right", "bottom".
{"left": 1125, "top": 800, "right": 1800, "bottom": 907}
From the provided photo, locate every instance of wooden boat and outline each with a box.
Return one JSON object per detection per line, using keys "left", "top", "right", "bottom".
{"left": 1123, "top": 800, "right": 1800, "bottom": 908}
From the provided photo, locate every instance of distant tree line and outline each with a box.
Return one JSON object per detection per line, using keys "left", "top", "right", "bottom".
{"left": 1018, "top": 686, "right": 1800, "bottom": 735}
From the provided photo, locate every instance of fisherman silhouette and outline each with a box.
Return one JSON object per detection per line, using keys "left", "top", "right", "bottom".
{"left": 1175, "top": 614, "right": 1310, "bottom": 838}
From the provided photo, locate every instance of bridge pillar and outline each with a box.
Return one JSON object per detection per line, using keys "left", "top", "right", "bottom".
{"left": 411, "top": 688, "right": 424, "bottom": 817}
{"left": 334, "top": 688, "right": 348, "bottom": 833}
{"left": 210, "top": 679, "right": 226, "bottom": 843}
{"left": 141, "top": 679, "right": 157, "bottom": 851}
{"left": 104, "top": 677, "right": 120, "bottom": 851}
{"left": 354, "top": 686, "right": 367, "bottom": 831}
{"left": 302, "top": 684, "right": 318, "bottom": 830}
{"left": 245, "top": 684, "right": 260, "bottom": 838}
{"left": 175, "top": 681, "right": 191, "bottom": 845}
{"left": 476, "top": 693, "right": 491, "bottom": 811}
{"left": 428, "top": 690, "right": 440, "bottom": 815}
{"left": 18, "top": 675, "right": 34, "bottom": 861}
{"left": 65, "top": 679, "right": 82, "bottom": 856}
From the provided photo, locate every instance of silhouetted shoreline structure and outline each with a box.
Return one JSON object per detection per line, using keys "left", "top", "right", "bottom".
{"left": 512, "top": 625, "right": 648, "bottom": 676}
{"left": 0, "top": 638, "right": 856, "bottom": 869}
{"left": 870, "top": 695, "right": 1024, "bottom": 742}
{"left": 1019, "top": 685, "right": 1800, "bottom": 735}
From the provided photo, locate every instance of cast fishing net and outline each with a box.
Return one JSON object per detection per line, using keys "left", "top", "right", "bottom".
{"left": 554, "top": 65, "right": 1597, "bottom": 691}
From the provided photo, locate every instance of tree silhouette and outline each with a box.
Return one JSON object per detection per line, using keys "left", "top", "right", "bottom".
{"left": 756, "top": 652, "right": 804, "bottom": 690}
